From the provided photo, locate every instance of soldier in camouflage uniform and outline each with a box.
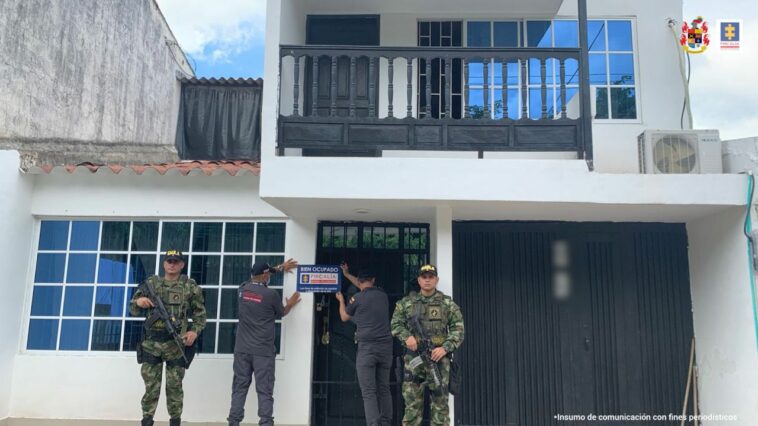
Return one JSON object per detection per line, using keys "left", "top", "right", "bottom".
{"left": 130, "top": 250, "right": 207, "bottom": 426}
{"left": 391, "top": 264, "right": 464, "bottom": 426}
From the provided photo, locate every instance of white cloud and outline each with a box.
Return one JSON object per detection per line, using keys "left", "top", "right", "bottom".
{"left": 155, "top": 0, "right": 266, "bottom": 63}
{"left": 685, "top": 0, "right": 758, "bottom": 140}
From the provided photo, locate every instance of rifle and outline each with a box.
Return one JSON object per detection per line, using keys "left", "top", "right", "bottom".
{"left": 141, "top": 279, "right": 192, "bottom": 368}
{"left": 408, "top": 306, "right": 447, "bottom": 396}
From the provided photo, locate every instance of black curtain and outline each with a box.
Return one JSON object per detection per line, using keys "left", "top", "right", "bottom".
{"left": 176, "top": 84, "right": 262, "bottom": 160}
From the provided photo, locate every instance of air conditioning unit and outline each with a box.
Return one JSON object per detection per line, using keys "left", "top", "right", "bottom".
{"left": 638, "top": 129, "right": 722, "bottom": 174}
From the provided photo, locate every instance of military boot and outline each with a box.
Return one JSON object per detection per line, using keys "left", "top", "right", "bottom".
{"left": 169, "top": 418, "right": 181, "bottom": 426}
{"left": 140, "top": 416, "right": 154, "bottom": 426}
{"left": 228, "top": 422, "right": 240, "bottom": 426}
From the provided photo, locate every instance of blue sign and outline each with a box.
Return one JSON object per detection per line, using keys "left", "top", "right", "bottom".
{"left": 296, "top": 265, "right": 341, "bottom": 293}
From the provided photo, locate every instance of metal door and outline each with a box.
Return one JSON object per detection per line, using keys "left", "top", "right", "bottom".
{"left": 452, "top": 222, "right": 695, "bottom": 425}
{"left": 312, "top": 222, "right": 431, "bottom": 426}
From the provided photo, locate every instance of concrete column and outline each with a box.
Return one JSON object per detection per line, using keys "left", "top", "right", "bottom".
{"left": 431, "top": 204, "right": 455, "bottom": 421}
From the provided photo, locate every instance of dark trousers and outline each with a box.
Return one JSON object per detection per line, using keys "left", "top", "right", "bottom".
{"left": 228, "top": 352, "right": 276, "bottom": 426}
{"left": 356, "top": 340, "right": 394, "bottom": 426}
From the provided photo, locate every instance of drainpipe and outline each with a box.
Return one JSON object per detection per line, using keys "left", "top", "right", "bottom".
{"left": 743, "top": 172, "right": 758, "bottom": 352}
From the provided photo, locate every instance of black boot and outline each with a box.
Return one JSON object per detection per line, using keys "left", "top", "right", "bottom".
{"left": 169, "top": 418, "right": 181, "bottom": 426}
{"left": 141, "top": 416, "right": 154, "bottom": 426}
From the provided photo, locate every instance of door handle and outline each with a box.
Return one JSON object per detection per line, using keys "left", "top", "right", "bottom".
{"left": 584, "top": 337, "right": 591, "bottom": 351}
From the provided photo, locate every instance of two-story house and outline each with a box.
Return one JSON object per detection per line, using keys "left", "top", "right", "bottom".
{"left": 0, "top": 0, "right": 755, "bottom": 425}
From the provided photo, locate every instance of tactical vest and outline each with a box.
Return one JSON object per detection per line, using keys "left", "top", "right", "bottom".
{"left": 146, "top": 275, "right": 191, "bottom": 332}
{"left": 415, "top": 292, "right": 449, "bottom": 347}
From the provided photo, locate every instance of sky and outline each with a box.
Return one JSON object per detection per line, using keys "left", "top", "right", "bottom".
{"left": 156, "top": 0, "right": 757, "bottom": 140}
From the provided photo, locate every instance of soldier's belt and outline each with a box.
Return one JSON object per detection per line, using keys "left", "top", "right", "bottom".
{"left": 145, "top": 329, "right": 173, "bottom": 342}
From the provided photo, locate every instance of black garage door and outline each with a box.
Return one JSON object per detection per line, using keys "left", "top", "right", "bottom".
{"left": 453, "top": 222, "right": 695, "bottom": 426}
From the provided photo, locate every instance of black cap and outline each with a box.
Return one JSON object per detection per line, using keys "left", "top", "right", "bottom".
{"left": 357, "top": 268, "right": 375, "bottom": 281}
{"left": 418, "top": 264, "right": 438, "bottom": 276}
{"left": 164, "top": 249, "right": 185, "bottom": 262}
{"left": 251, "top": 261, "right": 278, "bottom": 276}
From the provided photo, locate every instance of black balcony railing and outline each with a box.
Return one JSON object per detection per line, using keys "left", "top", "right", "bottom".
{"left": 278, "top": 45, "right": 593, "bottom": 164}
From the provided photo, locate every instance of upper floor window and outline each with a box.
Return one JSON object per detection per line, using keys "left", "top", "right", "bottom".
{"left": 465, "top": 19, "right": 637, "bottom": 120}
{"left": 27, "top": 220, "right": 287, "bottom": 356}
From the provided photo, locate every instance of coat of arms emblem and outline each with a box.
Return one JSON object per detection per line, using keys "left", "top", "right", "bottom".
{"left": 681, "top": 16, "right": 709, "bottom": 54}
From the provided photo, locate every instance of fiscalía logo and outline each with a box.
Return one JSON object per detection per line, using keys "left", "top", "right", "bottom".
{"left": 719, "top": 20, "right": 741, "bottom": 50}
{"left": 681, "top": 16, "right": 710, "bottom": 54}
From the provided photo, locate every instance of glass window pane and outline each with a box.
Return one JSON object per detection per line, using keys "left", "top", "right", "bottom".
{"left": 609, "top": 53, "right": 635, "bottom": 85}
{"left": 527, "top": 21, "right": 552, "bottom": 47}
{"left": 128, "top": 254, "right": 156, "bottom": 284}
{"left": 587, "top": 20, "right": 606, "bottom": 51}
{"left": 63, "top": 286, "right": 93, "bottom": 316}
{"left": 91, "top": 320, "right": 122, "bottom": 351}
{"left": 595, "top": 87, "right": 609, "bottom": 119}
{"left": 493, "top": 88, "right": 520, "bottom": 120}
{"left": 386, "top": 228, "right": 400, "bottom": 249}
{"left": 59, "top": 319, "right": 90, "bottom": 350}
{"left": 373, "top": 228, "right": 385, "bottom": 249}
{"left": 100, "top": 222, "right": 130, "bottom": 251}
{"left": 608, "top": 20, "right": 633, "bottom": 51}
{"left": 193, "top": 222, "right": 222, "bottom": 252}
{"left": 122, "top": 320, "right": 144, "bottom": 351}
{"left": 589, "top": 54, "right": 608, "bottom": 85}
{"left": 35, "top": 253, "right": 66, "bottom": 283}
{"left": 66, "top": 254, "right": 97, "bottom": 283}
{"left": 332, "top": 226, "right": 345, "bottom": 248}
{"left": 419, "top": 21, "right": 430, "bottom": 37}
{"left": 225, "top": 223, "right": 254, "bottom": 252}
{"left": 256, "top": 223, "right": 286, "bottom": 253}
{"left": 218, "top": 322, "right": 237, "bottom": 354}
{"left": 220, "top": 289, "right": 239, "bottom": 319}
{"left": 198, "top": 322, "right": 217, "bottom": 354}
{"left": 493, "top": 61, "right": 519, "bottom": 87}
{"left": 70, "top": 221, "right": 99, "bottom": 250}
{"left": 39, "top": 221, "right": 69, "bottom": 250}
{"left": 126, "top": 287, "right": 141, "bottom": 317}
{"left": 346, "top": 226, "right": 358, "bottom": 248}
{"left": 467, "top": 21, "right": 491, "bottom": 47}
{"left": 202, "top": 288, "right": 219, "bottom": 319}
{"left": 452, "top": 21, "right": 462, "bottom": 46}
{"left": 223, "top": 255, "right": 252, "bottom": 286}
{"left": 529, "top": 87, "right": 555, "bottom": 119}
{"left": 31, "top": 285, "right": 62, "bottom": 316}
{"left": 529, "top": 58, "right": 554, "bottom": 85}
{"left": 161, "top": 222, "right": 191, "bottom": 252}
{"left": 611, "top": 87, "right": 637, "bottom": 119}
{"left": 554, "top": 20, "right": 578, "bottom": 48}
{"left": 564, "top": 58, "right": 579, "bottom": 85}
{"left": 94, "top": 286, "right": 125, "bottom": 317}
{"left": 467, "top": 88, "right": 485, "bottom": 119}
{"left": 191, "top": 255, "right": 221, "bottom": 285}
{"left": 467, "top": 61, "right": 485, "bottom": 86}
{"left": 27, "top": 319, "right": 59, "bottom": 350}
{"left": 494, "top": 22, "right": 518, "bottom": 47}
{"left": 98, "top": 254, "right": 128, "bottom": 284}
{"left": 255, "top": 255, "right": 284, "bottom": 286}
{"left": 557, "top": 88, "right": 581, "bottom": 119}
{"left": 362, "top": 227, "right": 372, "bottom": 248}
{"left": 131, "top": 222, "right": 158, "bottom": 252}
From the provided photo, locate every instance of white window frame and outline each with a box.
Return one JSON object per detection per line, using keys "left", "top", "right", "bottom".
{"left": 22, "top": 218, "right": 290, "bottom": 360}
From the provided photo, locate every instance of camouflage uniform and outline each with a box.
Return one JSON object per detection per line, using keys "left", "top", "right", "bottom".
{"left": 391, "top": 290, "right": 464, "bottom": 426}
{"left": 130, "top": 275, "right": 206, "bottom": 421}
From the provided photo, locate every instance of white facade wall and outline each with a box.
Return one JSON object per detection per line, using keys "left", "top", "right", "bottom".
{"left": 0, "top": 152, "right": 35, "bottom": 420}
{"left": 269, "top": 0, "right": 688, "bottom": 173}
{"left": 7, "top": 172, "right": 316, "bottom": 425}
{"left": 687, "top": 206, "right": 758, "bottom": 424}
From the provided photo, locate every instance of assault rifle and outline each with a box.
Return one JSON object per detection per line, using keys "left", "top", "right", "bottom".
{"left": 141, "top": 279, "right": 192, "bottom": 368}
{"left": 408, "top": 307, "right": 447, "bottom": 396}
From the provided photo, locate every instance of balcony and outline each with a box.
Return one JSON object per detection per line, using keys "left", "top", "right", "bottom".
{"left": 277, "top": 44, "right": 594, "bottom": 165}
